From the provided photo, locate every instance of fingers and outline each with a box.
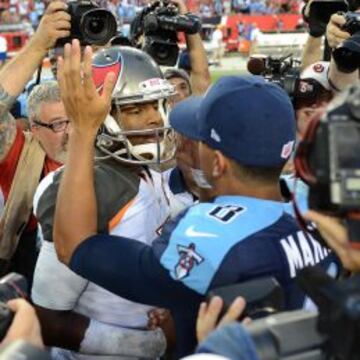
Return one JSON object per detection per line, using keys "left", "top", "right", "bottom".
{"left": 6, "top": 298, "right": 31, "bottom": 314}
{"left": 70, "top": 39, "right": 82, "bottom": 95}
{"left": 83, "top": 45, "right": 96, "bottom": 97}
{"left": 218, "top": 296, "right": 246, "bottom": 327}
{"left": 102, "top": 72, "right": 116, "bottom": 104}
{"left": 45, "top": 0, "right": 68, "bottom": 14}
{"left": 305, "top": 211, "right": 347, "bottom": 245}
{"left": 304, "top": 210, "right": 354, "bottom": 268}
{"left": 331, "top": 13, "right": 347, "bottom": 27}
{"left": 57, "top": 55, "right": 66, "bottom": 95}
{"left": 200, "top": 296, "right": 223, "bottom": 328}
{"left": 327, "top": 14, "right": 351, "bottom": 48}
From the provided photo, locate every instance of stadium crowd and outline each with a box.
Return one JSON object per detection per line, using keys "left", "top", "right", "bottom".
{"left": 0, "top": 0, "right": 303, "bottom": 26}
{"left": 0, "top": 0, "right": 360, "bottom": 359}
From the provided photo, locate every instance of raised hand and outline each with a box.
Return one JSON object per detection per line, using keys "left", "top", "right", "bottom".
{"left": 57, "top": 40, "right": 115, "bottom": 137}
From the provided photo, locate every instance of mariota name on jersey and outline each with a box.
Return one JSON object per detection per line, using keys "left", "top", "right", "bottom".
{"left": 280, "top": 230, "right": 331, "bottom": 278}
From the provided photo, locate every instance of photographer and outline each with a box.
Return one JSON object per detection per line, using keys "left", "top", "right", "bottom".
{"left": 326, "top": 12, "right": 360, "bottom": 92}
{"left": 301, "top": 1, "right": 359, "bottom": 91}
{"left": 162, "top": 0, "right": 211, "bottom": 104}
{"left": 0, "top": 1, "right": 70, "bottom": 283}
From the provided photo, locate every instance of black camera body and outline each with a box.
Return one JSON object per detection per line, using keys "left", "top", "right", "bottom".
{"left": 242, "top": 268, "right": 360, "bottom": 360}
{"left": 207, "top": 278, "right": 284, "bottom": 321}
{"left": 55, "top": 0, "right": 117, "bottom": 47}
{"left": 247, "top": 55, "right": 301, "bottom": 101}
{"left": 342, "top": 11, "right": 360, "bottom": 34}
{"left": 131, "top": 1, "right": 201, "bottom": 66}
{"left": 332, "top": 11, "right": 360, "bottom": 73}
{"left": 308, "top": 1, "right": 348, "bottom": 29}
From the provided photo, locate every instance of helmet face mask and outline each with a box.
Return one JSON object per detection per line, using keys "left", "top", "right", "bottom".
{"left": 93, "top": 46, "right": 177, "bottom": 166}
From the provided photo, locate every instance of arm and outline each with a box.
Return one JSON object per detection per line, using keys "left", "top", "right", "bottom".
{"left": 300, "top": 1, "right": 323, "bottom": 70}
{"left": 173, "top": 0, "right": 211, "bottom": 95}
{"left": 305, "top": 211, "right": 360, "bottom": 272}
{"left": 54, "top": 41, "right": 115, "bottom": 262}
{"left": 34, "top": 306, "right": 89, "bottom": 351}
{"left": 36, "top": 306, "right": 166, "bottom": 357}
{"left": 301, "top": 35, "right": 322, "bottom": 71}
{"left": 0, "top": 1, "right": 70, "bottom": 162}
{"left": 32, "top": 230, "right": 166, "bottom": 357}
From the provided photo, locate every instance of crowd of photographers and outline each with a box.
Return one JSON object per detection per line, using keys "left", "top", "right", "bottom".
{"left": 1, "top": 0, "right": 360, "bottom": 359}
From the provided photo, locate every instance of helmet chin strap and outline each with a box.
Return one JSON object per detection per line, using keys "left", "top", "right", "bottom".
{"left": 128, "top": 141, "right": 165, "bottom": 164}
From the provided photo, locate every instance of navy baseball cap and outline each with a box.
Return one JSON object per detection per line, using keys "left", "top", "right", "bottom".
{"left": 169, "top": 96, "right": 203, "bottom": 140}
{"left": 171, "top": 76, "right": 296, "bottom": 168}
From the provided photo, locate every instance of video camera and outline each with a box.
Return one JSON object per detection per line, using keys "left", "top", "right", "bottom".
{"left": 243, "top": 267, "right": 360, "bottom": 360}
{"left": 130, "top": 0, "right": 201, "bottom": 66}
{"left": 247, "top": 54, "right": 301, "bottom": 101}
{"left": 55, "top": 0, "right": 117, "bottom": 48}
{"left": 295, "top": 83, "right": 360, "bottom": 242}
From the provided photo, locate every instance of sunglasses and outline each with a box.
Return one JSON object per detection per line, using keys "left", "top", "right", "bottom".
{"left": 32, "top": 119, "right": 70, "bottom": 133}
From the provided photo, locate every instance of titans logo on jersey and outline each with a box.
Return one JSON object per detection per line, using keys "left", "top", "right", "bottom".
{"left": 154, "top": 195, "right": 338, "bottom": 310}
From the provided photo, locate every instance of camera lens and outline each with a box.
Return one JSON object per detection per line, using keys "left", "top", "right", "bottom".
{"left": 88, "top": 17, "right": 105, "bottom": 34}
{"left": 80, "top": 9, "right": 117, "bottom": 45}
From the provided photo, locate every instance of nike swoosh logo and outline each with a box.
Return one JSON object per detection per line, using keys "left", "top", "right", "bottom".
{"left": 185, "top": 226, "right": 218, "bottom": 238}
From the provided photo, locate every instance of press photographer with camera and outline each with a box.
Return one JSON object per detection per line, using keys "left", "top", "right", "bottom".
{"left": 130, "top": 0, "right": 210, "bottom": 104}
{"left": 0, "top": 0, "right": 71, "bottom": 284}
{"left": 163, "top": 0, "right": 210, "bottom": 104}
{"left": 300, "top": 0, "right": 359, "bottom": 92}
{"left": 294, "top": 80, "right": 360, "bottom": 273}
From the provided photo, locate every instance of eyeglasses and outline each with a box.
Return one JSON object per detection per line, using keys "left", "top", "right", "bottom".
{"left": 32, "top": 119, "right": 70, "bottom": 133}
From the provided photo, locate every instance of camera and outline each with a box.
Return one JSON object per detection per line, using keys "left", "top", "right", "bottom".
{"left": 55, "top": 0, "right": 117, "bottom": 48}
{"left": 243, "top": 267, "right": 360, "bottom": 360}
{"left": 307, "top": 0, "right": 348, "bottom": 34}
{"left": 247, "top": 54, "right": 301, "bottom": 101}
{"left": 333, "top": 11, "right": 360, "bottom": 73}
{"left": 207, "top": 278, "right": 284, "bottom": 321}
{"left": 0, "top": 273, "right": 27, "bottom": 341}
{"left": 295, "top": 83, "right": 360, "bottom": 240}
{"left": 130, "top": 0, "right": 201, "bottom": 66}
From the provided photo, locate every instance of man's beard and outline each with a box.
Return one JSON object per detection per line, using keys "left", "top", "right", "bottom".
{"left": 53, "top": 135, "right": 69, "bottom": 164}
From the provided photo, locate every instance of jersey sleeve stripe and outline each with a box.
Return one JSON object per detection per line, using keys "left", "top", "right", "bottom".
{"left": 108, "top": 198, "right": 135, "bottom": 231}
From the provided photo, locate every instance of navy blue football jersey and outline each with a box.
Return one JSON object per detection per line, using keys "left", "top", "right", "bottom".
{"left": 70, "top": 195, "right": 338, "bottom": 356}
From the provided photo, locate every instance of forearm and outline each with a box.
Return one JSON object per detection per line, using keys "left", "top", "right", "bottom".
{"left": 301, "top": 35, "right": 322, "bottom": 71}
{"left": 328, "top": 58, "right": 359, "bottom": 91}
{"left": 35, "top": 306, "right": 89, "bottom": 351}
{"left": 0, "top": 86, "right": 17, "bottom": 161}
{"left": 0, "top": 38, "right": 47, "bottom": 98}
{"left": 186, "top": 33, "right": 211, "bottom": 95}
{"left": 80, "top": 319, "right": 167, "bottom": 357}
{"left": 54, "top": 130, "right": 97, "bottom": 263}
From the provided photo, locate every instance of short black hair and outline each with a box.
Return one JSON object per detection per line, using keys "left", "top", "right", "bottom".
{"left": 231, "top": 160, "right": 283, "bottom": 184}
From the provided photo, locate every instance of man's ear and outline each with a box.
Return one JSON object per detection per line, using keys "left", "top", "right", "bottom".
{"left": 212, "top": 151, "right": 228, "bottom": 178}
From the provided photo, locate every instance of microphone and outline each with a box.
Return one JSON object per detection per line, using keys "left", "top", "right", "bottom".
{"left": 247, "top": 56, "right": 266, "bottom": 75}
